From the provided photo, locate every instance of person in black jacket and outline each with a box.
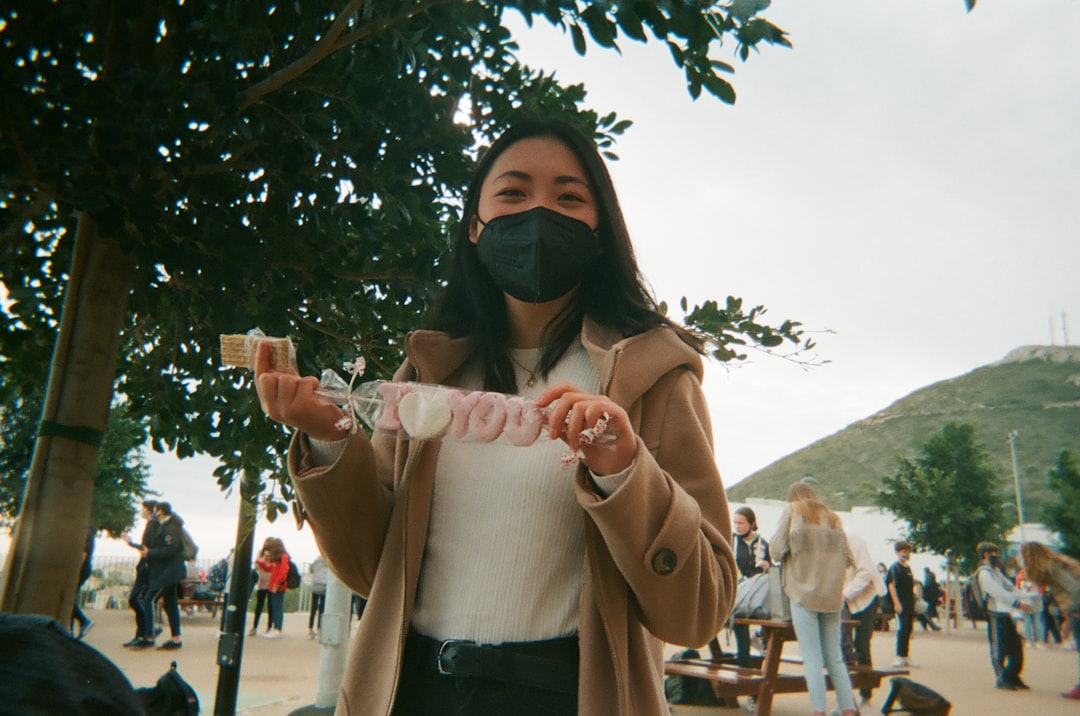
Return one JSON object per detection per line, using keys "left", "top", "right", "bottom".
{"left": 886, "top": 541, "right": 916, "bottom": 667}
{"left": 137, "top": 502, "right": 187, "bottom": 650}
{"left": 123, "top": 500, "right": 159, "bottom": 647}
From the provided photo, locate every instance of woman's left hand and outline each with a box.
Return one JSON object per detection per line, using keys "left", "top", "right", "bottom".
{"left": 537, "top": 382, "right": 636, "bottom": 476}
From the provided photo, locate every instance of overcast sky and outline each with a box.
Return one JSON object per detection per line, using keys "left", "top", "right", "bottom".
{"left": 81, "top": 1, "right": 1078, "bottom": 562}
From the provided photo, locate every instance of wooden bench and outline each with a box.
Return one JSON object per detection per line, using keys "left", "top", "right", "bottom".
{"left": 176, "top": 578, "right": 225, "bottom": 618}
{"left": 177, "top": 593, "right": 225, "bottom": 618}
{"left": 667, "top": 659, "right": 908, "bottom": 709}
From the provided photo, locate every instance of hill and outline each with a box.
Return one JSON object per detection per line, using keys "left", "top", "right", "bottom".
{"left": 726, "top": 346, "right": 1080, "bottom": 519}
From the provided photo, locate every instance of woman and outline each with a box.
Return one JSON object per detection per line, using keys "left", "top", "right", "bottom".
{"left": 255, "top": 537, "right": 291, "bottom": 638}
{"left": 1020, "top": 542, "right": 1080, "bottom": 700}
{"left": 255, "top": 117, "right": 737, "bottom": 715}
{"left": 709, "top": 507, "right": 771, "bottom": 671}
{"left": 770, "top": 482, "right": 857, "bottom": 716}
{"left": 248, "top": 541, "right": 274, "bottom": 636}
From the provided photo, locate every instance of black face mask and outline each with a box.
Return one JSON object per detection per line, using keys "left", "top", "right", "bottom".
{"left": 475, "top": 206, "right": 600, "bottom": 303}
{"left": 988, "top": 555, "right": 1001, "bottom": 569}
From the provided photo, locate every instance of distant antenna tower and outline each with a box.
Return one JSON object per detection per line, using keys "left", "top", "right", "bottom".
{"left": 1050, "top": 313, "right": 1056, "bottom": 346}
{"left": 1064, "top": 311, "right": 1070, "bottom": 346}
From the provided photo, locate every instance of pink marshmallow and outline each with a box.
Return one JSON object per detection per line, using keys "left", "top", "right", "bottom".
{"left": 374, "top": 382, "right": 410, "bottom": 431}
{"left": 504, "top": 396, "right": 545, "bottom": 446}
{"left": 467, "top": 392, "right": 508, "bottom": 442}
{"left": 447, "top": 389, "right": 483, "bottom": 440}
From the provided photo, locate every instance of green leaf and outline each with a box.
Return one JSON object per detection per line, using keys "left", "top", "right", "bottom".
{"left": 570, "top": 23, "right": 587, "bottom": 55}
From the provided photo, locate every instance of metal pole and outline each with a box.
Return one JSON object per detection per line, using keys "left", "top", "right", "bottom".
{"left": 213, "top": 467, "right": 261, "bottom": 715}
{"left": 1008, "top": 430, "right": 1026, "bottom": 544}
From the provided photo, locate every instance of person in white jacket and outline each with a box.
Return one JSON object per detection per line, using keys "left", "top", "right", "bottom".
{"left": 841, "top": 531, "right": 888, "bottom": 710}
{"left": 975, "top": 542, "right": 1038, "bottom": 690}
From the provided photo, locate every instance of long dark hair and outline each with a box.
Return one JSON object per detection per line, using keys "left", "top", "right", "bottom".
{"left": 426, "top": 117, "right": 703, "bottom": 392}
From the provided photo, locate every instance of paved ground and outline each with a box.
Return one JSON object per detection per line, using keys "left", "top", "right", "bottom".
{"left": 79, "top": 607, "right": 1078, "bottom": 714}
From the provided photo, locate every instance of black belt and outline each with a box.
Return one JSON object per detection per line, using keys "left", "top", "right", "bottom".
{"left": 404, "top": 629, "right": 579, "bottom": 695}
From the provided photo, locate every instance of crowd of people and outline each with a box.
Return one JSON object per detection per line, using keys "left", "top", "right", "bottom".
{"left": 714, "top": 484, "right": 1080, "bottom": 713}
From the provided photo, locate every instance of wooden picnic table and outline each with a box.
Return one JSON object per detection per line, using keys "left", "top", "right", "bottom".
{"left": 177, "top": 578, "right": 225, "bottom": 618}
{"left": 665, "top": 618, "right": 908, "bottom": 715}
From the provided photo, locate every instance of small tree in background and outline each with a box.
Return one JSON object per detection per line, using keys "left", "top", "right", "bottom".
{"left": 877, "top": 422, "right": 1008, "bottom": 575}
{"left": 1043, "top": 449, "right": 1080, "bottom": 559}
{"left": 0, "top": 386, "right": 150, "bottom": 537}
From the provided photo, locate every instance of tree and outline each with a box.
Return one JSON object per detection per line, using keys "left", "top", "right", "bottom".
{"left": 1043, "top": 449, "right": 1080, "bottom": 560}
{"left": 876, "top": 422, "right": 1008, "bottom": 575}
{"left": 0, "top": 0, "right": 803, "bottom": 629}
{"left": 0, "top": 386, "right": 151, "bottom": 536}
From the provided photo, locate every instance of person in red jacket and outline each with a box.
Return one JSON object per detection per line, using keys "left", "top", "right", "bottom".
{"left": 255, "top": 537, "right": 291, "bottom": 638}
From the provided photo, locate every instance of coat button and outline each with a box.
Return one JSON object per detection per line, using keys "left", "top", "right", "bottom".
{"left": 652, "top": 548, "right": 677, "bottom": 575}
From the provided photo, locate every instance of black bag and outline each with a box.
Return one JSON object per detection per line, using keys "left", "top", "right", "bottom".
{"left": 962, "top": 569, "right": 990, "bottom": 622}
{"left": 0, "top": 614, "right": 146, "bottom": 716}
{"left": 286, "top": 558, "right": 301, "bottom": 589}
{"left": 663, "top": 649, "right": 727, "bottom": 706}
{"left": 136, "top": 661, "right": 200, "bottom": 716}
{"left": 881, "top": 677, "right": 951, "bottom": 715}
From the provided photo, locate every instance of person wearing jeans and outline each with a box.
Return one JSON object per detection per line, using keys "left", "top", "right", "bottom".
{"left": 139, "top": 502, "right": 186, "bottom": 650}
{"left": 307, "top": 555, "right": 329, "bottom": 638}
{"left": 255, "top": 537, "right": 291, "bottom": 638}
{"left": 770, "top": 482, "right": 857, "bottom": 716}
{"left": 886, "top": 541, "right": 916, "bottom": 667}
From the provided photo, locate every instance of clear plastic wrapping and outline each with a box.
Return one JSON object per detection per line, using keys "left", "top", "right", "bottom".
{"left": 316, "top": 368, "right": 614, "bottom": 467}
{"left": 317, "top": 377, "right": 554, "bottom": 446}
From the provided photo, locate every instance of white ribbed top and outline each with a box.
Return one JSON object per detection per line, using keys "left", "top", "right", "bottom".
{"left": 410, "top": 341, "right": 601, "bottom": 643}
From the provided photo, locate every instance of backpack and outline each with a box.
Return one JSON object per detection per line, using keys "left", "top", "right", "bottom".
{"left": 731, "top": 572, "right": 771, "bottom": 619}
{"left": 136, "top": 661, "right": 200, "bottom": 716}
{"left": 286, "top": 558, "right": 301, "bottom": 590}
{"left": 180, "top": 528, "right": 198, "bottom": 561}
{"left": 881, "top": 676, "right": 951, "bottom": 715}
{"left": 663, "top": 648, "right": 727, "bottom": 706}
{"left": 962, "top": 568, "right": 990, "bottom": 622}
{"left": 206, "top": 558, "right": 228, "bottom": 593}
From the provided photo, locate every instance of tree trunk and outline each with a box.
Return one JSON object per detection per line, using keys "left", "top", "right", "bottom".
{"left": 0, "top": 214, "right": 134, "bottom": 619}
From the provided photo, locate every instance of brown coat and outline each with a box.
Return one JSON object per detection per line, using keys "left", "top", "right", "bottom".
{"left": 288, "top": 319, "right": 737, "bottom": 715}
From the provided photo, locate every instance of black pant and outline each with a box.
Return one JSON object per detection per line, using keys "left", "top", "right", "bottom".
{"left": 895, "top": 605, "right": 913, "bottom": 657}
{"left": 987, "top": 613, "right": 1024, "bottom": 685}
{"left": 251, "top": 589, "right": 274, "bottom": 631}
{"left": 842, "top": 597, "right": 880, "bottom": 699}
{"left": 129, "top": 565, "right": 151, "bottom": 638}
{"left": 142, "top": 582, "right": 181, "bottom": 639}
{"left": 308, "top": 593, "right": 325, "bottom": 631}
{"left": 392, "top": 631, "right": 578, "bottom": 716}
{"left": 732, "top": 622, "right": 753, "bottom": 668}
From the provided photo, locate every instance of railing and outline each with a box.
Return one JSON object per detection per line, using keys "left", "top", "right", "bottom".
{"left": 2, "top": 553, "right": 316, "bottom": 612}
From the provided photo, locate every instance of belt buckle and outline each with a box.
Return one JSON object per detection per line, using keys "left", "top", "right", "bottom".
{"left": 437, "top": 639, "right": 476, "bottom": 676}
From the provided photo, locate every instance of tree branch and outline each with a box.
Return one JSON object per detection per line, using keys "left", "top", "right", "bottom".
{"left": 238, "top": 0, "right": 453, "bottom": 111}
{"left": 240, "top": 0, "right": 367, "bottom": 111}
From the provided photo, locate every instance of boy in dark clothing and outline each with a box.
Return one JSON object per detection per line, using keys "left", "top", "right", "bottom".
{"left": 123, "top": 500, "right": 159, "bottom": 647}
{"left": 886, "top": 541, "right": 916, "bottom": 667}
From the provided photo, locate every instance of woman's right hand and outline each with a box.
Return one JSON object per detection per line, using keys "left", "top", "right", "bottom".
{"left": 254, "top": 342, "right": 350, "bottom": 442}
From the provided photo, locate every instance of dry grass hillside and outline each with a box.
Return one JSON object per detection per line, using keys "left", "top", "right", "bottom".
{"left": 727, "top": 345, "right": 1080, "bottom": 517}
